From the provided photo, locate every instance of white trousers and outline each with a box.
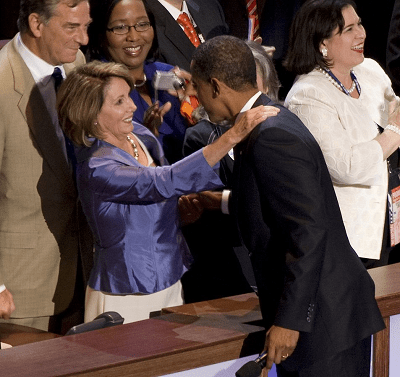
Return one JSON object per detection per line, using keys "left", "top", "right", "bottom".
{"left": 84, "top": 280, "right": 184, "bottom": 324}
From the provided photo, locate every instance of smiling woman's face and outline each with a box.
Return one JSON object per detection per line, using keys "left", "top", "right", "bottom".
{"left": 97, "top": 77, "right": 137, "bottom": 141}
{"left": 105, "top": 0, "right": 154, "bottom": 71}
{"left": 321, "top": 5, "right": 366, "bottom": 74}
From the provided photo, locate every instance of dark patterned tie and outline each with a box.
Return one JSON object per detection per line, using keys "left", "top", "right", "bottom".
{"left": 52, "top": 67, "right": 63, "bottom": 92}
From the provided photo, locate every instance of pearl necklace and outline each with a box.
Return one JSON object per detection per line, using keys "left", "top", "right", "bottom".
{"left": 127, "top": 135, "right": 139, "bottom": 160}
{"left": 317, "top": 67, "right": 360, "bottom": 96}
{"left": 134, "top": 73, "right": 147, "bottom": 88}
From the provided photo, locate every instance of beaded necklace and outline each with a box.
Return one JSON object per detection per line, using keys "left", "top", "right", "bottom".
{"left": 317, "top": 67, "right": 361, "bottom": 96}
{"left": 127, "top": 135, "right": 139, "bottom": 160}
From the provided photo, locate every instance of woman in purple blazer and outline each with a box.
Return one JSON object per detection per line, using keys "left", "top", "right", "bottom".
{"left": 57, "top": 61, "right": 279, "bottom": 323}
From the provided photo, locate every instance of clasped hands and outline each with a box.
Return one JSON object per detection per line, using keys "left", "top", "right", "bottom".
{"left": 178, "top": 191, "right": 222, "bottom": 226}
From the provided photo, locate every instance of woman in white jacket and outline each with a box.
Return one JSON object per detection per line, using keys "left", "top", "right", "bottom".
{"left": 284, "top": 0, "right": 400, "bottom": 268}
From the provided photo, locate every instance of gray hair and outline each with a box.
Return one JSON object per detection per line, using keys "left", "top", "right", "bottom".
{"left": 246, "top": 41, "right": 281, "bottom": 102}
{"left": 18, "top": 0, "right": 85, "bottom": 34}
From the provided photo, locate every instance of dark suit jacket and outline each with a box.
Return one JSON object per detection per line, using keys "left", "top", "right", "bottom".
{"left": 144, "top": 0, "right": 228, "bottom": 71}
{"left": 217, "top": 0, "right": 303, "bottom": 60}
{"left": 217, "top": 0, "right": 266, "bottom": 40}
{"left": 232, "top": 94, "right": 384, "bottom": 368}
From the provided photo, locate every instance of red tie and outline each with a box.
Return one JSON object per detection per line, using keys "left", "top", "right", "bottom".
{"left": 177, "top": 12, "right": 201, "bottom": 47}
{"left": 246, "top": 0, "right": 260, "bottom": 40}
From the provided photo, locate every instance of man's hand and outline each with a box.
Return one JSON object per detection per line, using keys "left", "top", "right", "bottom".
{"left": 264, "top": 325, "right": 300, "bottom": 371}
{"left": 0, "top": 289, "right": 15, "bottom": 319}
{"left": 197, "top": 191, "right": 222, "bottom": 210}
{"left": 169, "top": 67, "right": 197, "bottom": 99}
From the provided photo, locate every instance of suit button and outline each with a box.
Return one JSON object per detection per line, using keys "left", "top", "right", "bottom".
{"left": 307, "top": 317, "right": 311, "bottom": 323}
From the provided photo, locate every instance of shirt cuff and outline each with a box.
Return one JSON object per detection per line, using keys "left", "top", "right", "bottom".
{"left": 0, "top": 284, "right": 6, "bottom": 294}
{"left": 221, "top": 189, "right": 231, "bottom": 214}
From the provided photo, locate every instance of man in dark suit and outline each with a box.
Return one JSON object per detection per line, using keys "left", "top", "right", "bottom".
{"left": 191, "top": 35, "right": 384, "bottom": 376}
{"left": 143, "top": 0, "right": 228, "bottom": 71}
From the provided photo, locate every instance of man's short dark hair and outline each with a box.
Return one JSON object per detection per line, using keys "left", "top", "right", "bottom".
{"left": 17, "top": 0, "right": 86, "bottom": 34}
{"left": 284, "top": 0, "right": 357, "bottom": 75}
{"left": 191, "top": 35, "right": 257, "bottom": 91}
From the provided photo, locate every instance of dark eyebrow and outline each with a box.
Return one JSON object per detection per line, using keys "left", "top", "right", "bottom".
{"left": 343, "top": 17, "right": 361, "bottom": 30}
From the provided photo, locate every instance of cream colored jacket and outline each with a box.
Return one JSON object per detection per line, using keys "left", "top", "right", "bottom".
{"left": 285, "top": 58, "right": 399, "bottom": 259}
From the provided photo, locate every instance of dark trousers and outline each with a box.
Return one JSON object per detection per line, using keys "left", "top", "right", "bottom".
{"left": 276, "top": 336, "right": 371, "bottom": 377}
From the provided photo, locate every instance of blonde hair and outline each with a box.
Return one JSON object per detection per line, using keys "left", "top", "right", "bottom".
{"left": 57, "top": 61, "right": 134, "bottom": 146}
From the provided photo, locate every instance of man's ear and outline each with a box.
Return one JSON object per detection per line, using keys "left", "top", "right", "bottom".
{"left": 28, "top": 13, "right": 44, "bottom": 38}
{"left": 210, "top": 78, "right": 220, "bottom": 98}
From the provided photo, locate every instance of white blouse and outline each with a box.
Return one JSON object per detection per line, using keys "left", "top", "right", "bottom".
{"left": 285, "top": 58, "right": 399, "bottom": 259}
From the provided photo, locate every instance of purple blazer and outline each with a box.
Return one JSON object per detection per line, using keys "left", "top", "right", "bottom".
{"left": 75, "top": 122, "right": 223, "bottom": 294}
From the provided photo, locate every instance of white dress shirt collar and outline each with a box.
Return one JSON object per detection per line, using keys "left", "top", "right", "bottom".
{"left": 240, "top": 91, "right": 262, "bottom": 113}
{"left": 158, "top": 0, "right": 191, "bottom": 21}
{"left": 16, "top": 33, "right": 65, "bottom": 85}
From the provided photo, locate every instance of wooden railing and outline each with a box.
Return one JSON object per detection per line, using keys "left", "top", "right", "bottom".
{"left": 0, "top": 263, "right": 399, "bottom": 376}
{"left": 369, "top": 263, "right": 400, "bottom": 377}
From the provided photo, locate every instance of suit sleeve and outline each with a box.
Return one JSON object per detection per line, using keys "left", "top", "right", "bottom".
{"left": 252, "top": 126, "right": 329, "bottom": 332}
{"left": 182, "top": 123, "right": 209, "bottom": 156}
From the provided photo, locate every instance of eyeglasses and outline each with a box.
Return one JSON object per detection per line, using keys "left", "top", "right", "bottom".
{"left": 106, "top": 22, "right": 151, "bottom": 35}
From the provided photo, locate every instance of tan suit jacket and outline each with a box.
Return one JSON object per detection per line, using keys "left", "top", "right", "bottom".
{"left": 0, "top": 35, "right": 92, "bottom": 319}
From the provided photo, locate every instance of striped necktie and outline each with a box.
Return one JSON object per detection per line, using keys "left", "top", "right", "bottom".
{"left": 246, "top": 0, "right": 260, "bottom": 40}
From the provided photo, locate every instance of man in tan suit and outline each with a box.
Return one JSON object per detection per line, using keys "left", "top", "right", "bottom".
{"left": 0, "top": 0, "right": 93, "bottom": 334}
